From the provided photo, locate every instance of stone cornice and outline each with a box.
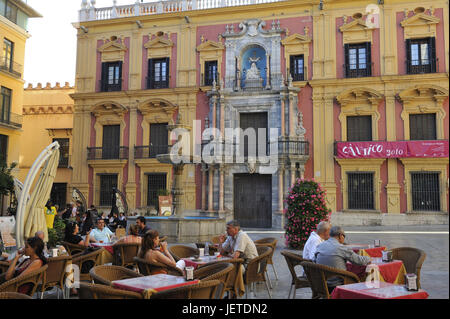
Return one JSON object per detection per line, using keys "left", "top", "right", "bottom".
{"left": 22, "top": 105, "right": 74, "bottom": 115}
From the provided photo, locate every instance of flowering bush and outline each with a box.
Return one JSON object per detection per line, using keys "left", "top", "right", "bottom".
{"left": 284, "top": 179, "right": 332, "bottom": 249}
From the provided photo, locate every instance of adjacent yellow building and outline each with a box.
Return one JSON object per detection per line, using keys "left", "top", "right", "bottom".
{"left": 0, "top": 0, "right": 40, "bottom": 214}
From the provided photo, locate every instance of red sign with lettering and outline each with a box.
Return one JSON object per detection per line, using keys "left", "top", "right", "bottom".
{"left": 336, "top": 140, "right": 448, "bottom": 159}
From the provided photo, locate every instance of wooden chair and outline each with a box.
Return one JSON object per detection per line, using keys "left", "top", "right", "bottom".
{"left": 71, "top": 248, "right": 104, "bottom": 282}
{"left": 254, "top": 237, "right": 278, "bottom": 287}
{"left": 391, "top": 247, "right": 426, "bottom": 289}
{"left": 133, "top": 257, "right": 183, "bottom": 276}
{"left": 168, "top": 245, "right": 198, "bottom": 262}
{"left": 78, "top": 282, "right": 143, "bottom": 299}
{"left": 193, "top": 262, "right": 234, "bottom": 299}
{"left": 301, "top": 261, "right": 360, "bottom": 299}
{"left": 150, "top": 279, "right": 223, "bottom": 299}
{"left": 0, "top": 292, "right": 33, "bottom": 299}
{"left": 280, "top": 250, "right": 312, "bottom": 299}
{"left": 39, "top": 255, "right": 72, "bottom": 299}
{"left": 112, "top": 243, "right": 141, "bottom": 268}
{"left": 0, "top": 264, "right": 48, "bottom": 296}
{"left": 244, "top": 246, "right": 272, "bottom": 299}
{"left": 90, "top": 265, "right": 143, "bottom": 286}
{"left": 61, "top": 241, "right": 86, "bottom": 256}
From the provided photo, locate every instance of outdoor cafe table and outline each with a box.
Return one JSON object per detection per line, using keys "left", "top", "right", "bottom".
{"left": 331, "top": 282, "right": 429, "bottom": 299}
{"left": 90, "top": 242, "right": 114, "bottom": 264}
{"left": 182, "top": 255, "right": 246, "bottom": 297}
{"left": 347, "top": 257, "right": 407, "bottom": 284}
{"left": 112, "top": 274, "right": 200, "bottom": 298}
{"left": 345, "top": 244, "right": 387, "bottom": 257}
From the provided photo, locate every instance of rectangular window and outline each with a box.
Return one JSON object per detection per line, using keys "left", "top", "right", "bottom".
{"left": 99, "top": 174, "right": 118, "bottom": 207}
{"left": 149, "top": 123, "right": 168, "bottom": 158}
{"left": 2, "top": 38, "right": 14, "bottom": 71}
{"left": 101, "top": 61, "right": 122, "bottom": 92}
{"left": 240, "top": 112, "right": 268, "bottom": 157}
{"left": 406, "top": 38, "right": 436, "bottom": 74}
{"left": 204, "top": 61, "right": 218, "bottom": 86}
{"left": 289, "top": 55, "right": 305, "bottom": 81}
{"left": 148, "top": 58, "right": 169, "bottom": 89}
{"left": 411, "top": 172, "right": 440, "bottom": 211}
{"left": 344, "top": 43, "right": 371, "bottom": 78}
{"left": 0, "top": 86, "right": 12, "bottom": 124}
{"left": 147, "top": 173, "right": 167, "bottom": 208}
{"left": 409, "top": 113, "right": 436, "bottom": 140}
{"left": 52, "top": 138, "right": 70, "bottom": 167}
{"left": 348, "top": 172, "right": 374, "bottom": 210}
{"left": 347, "top": 115, "right": 372, "bottom": 141}
{"left": 50, "top": 183, "right": 67, "bottom": 210}
{"left": 0, "top": 134, "right": 7, "bottom": 162}
{"left": 102, "top": 125, "right": 120, "bottom": 159}
{"left": 4, "top": 1, "right": 18, "bottom": 24}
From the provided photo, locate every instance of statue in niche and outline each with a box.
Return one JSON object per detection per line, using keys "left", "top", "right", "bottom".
{"left": 245, "top": 56, "right": 261, "bottom": 80}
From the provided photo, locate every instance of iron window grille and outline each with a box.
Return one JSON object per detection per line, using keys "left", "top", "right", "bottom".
{"left": 409, "top": 113, "right": 437, "bottom": 140}
{"left": 347, "top": 115, "right": 372, "bottom": 141}
{"left": 147, "top": 173, "right": 167, "bottom": 209}
{"left": 347, "top": 172, "right": 375, "bottom": 210}
{"left": 411, "top": 172, "right": 440, "bottom": 211}
{"left": 99, "top": 174, "right": 118, "bottom": 207}
{"left": 53, "top": 138, "right": 70, "bottom": 167}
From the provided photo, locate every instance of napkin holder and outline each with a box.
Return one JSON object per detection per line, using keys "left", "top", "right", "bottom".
{"left": 405, "top": 273, "right": 418, "bottom": 291}
{"left": 381, "top": 250, "right": 393, "bottom": 262}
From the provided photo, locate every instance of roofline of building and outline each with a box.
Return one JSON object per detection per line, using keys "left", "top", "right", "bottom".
{"left": 10, "top": 0, "right": 43, "bottom": 18}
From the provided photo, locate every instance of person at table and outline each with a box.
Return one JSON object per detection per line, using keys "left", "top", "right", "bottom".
{"left": 303, "top": 221, "right": 331, "bottom": 260}
{"left": 44, "top": 201, "right": 57, "bottom": 229}
{"left": 114, "top": 224, "right": 142, "bottom": 245}
{"left": 89, "top": 218, "right": 114, "bottom": 243}
{"left": 118, "top": 213, "right": 127, "bottom": 229}
{"left": 64, "top": 221, "right": 91, "bottom": 247}
{"left": 138, "top": 230, "right": 185, "bottom": 274}
{"left": 108, "top": 211, "right": 120, "bottom": 233}
{"left": 136, "top": 216, "right": 151, "bottom": 237}
{"left": 314, "top": 226, "right": 371, "bottom": 290}
{"left": 218, "top": 220, "right": 258, "bottom": 265}
{"left": 80, "top": 210, "right": 93, "bottom": 236}
{"left": 0, "top": 237, "right": 47, "bottom": 294}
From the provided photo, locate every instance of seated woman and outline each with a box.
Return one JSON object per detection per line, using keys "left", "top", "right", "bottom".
{"left": 138, "top": 230, "right": 185, "bottom": 275}
{"left": 114, "top": 224, "right": 141, "bottom": 245}
{"left": 0, "top": 237, "right": 47, "bottom": 294}
{"left": 64, "top": 221, "right": 91, "bottom": 247}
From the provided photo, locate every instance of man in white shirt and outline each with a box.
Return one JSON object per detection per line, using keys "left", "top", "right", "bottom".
{"left": 302, "top": 221, "right": 331, "bottom": 260}
{"left": 219, "top": 220, "right": 258, "bottom": 265}
{"left": 89, "top": 219, "right": 114, "bottom": 243}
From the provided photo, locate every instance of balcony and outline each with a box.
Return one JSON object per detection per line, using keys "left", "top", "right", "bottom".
{"left": 0, "top": 112, "right": 22, "bottom": 129}
{"left": 406, "top": 58, "right": 438, "bottom": 75}
{"left": 0, "top": 57, "right": 22, "bottom": 78}
{"left": 80, "top": 0, "right": 287, "bottom": 22}
{"left": 135, "top": 145, "right": 169, "bottom": 159}
{"left": 87, "top": 146, "right": 129, "bottom": 160}
{"left": 146, "top": 77, "right": 170, "bottom": 90}
{"left": 343, "top": 62, "right": 373, "bottom": 78}
{"left": 99, "top": 79, "right": 122, "bottom": 92}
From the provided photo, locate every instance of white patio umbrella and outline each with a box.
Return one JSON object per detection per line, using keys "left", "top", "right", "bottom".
{"left": 15, "top": 142, "right": 60, "bottom": 247}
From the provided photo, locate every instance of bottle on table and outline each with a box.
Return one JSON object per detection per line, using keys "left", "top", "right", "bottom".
{"left": 205, "top": 242, "right": 209, "bottom": 256}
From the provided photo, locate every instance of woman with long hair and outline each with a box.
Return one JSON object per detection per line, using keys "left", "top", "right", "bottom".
{"left": 64, "top": 221, "right": 91, "bottom": 247}
{"left": 138, "top": 230, "right": 185, "bottom": 274}
{"left": 114, "top": 224, "right": 141, "bottom": 245}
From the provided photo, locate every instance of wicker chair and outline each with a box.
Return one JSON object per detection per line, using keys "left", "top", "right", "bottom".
{"left": 0, "top": 264, "right": 48, "bottom": 296}
{"left": 133, "top": 257, "right": 183, "bottom": 276}
{"left": 194, "top": 243, "right": 218, "bottom": 255}
{"left": 244, "top": 246, "right": 272, "bottom": 299}
{"left": 254, "top": 237, "right": 278, "bottom": 287}
{"left": 211, "top": 236, "right": 221, "bottom": 245}
{"left": 150, "top": 279, "right": 223, "bottom": 299}
{"left": 78, "top": 282, "right": 143, "bottom": 299}
{"left": 62, "top": 241, "right": 86, "bottom": 256}
{"left": 112, "top": 243, "right": 141, "bottom": 268}
{"left": 168, "top": 245, "right": 199, "bottom": 262}
{"left": 280, "top": 250, "right": 312, "bottom": 299}
{"left": 0, "top": 260, "right": 9, "bottom": 274}
{"left": 90, "top": 265, "right": 143, "bottom": 286}
{"left": 39, "top": 255, "right": 72, "bottom": 299}
{"left": 301, "top": 261, "right": 360, "bottom": 299}
{"left": 0, "top": 292, "right": 33, "bottom": 299}
{"left": 71, "top": 248, "right": 104, "bottom": 282}
{"left": 391, "top": 247, "right": 426, "bottom": 289}
{"left": 193, "top": 262, "right": 234, "bottom": 299}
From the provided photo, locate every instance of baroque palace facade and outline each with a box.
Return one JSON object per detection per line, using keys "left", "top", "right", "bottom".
{"left": 71, "top": 0, "right": 449, "bottom": 228}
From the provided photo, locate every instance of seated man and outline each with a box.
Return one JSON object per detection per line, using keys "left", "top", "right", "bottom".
{"left": 89, "top": 219, "right": 114, "bottom": 243}
{"left": 136, "top": 216, "right": 151, "bottom": 237}
{"left": 218, "top": 220, "right": 258, "bottom": 265}
{"left": 303, "top": 221, "right": 331, "bottom": 261}
{"left": 314, "top": 226, "right": 370, "bottom": 290}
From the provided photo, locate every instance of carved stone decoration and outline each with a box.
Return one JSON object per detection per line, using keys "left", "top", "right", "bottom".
{"left": 246, "top": 161, "right": 257, "bottom": 174}
{"left": 295, "top": 111, "right": 306, "bottom": 138}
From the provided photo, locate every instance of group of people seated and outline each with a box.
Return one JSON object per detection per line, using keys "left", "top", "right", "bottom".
{"left": 302, "top": 221, "right": 371, "bottom": 291}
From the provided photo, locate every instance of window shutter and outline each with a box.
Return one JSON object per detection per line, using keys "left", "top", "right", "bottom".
{"left": 289, "top": 55, "right": 295, "bottom": 79}
{"left": 366, "top": 42, "right": 372, "bottom": 76}
{"left": 405, "top": 39, "right": 411, "bottom": 74}
{"left": 165, "top": 57, "right": 170, "bottom": 88}
{"left": 148, "top": 59, "right": 153, "bottom": 89}
{"left": 118, "top": 61, "right": 123, "bottom": 89}
{"left": 101, "top": 62, "right": 108, "bottom": 91}
{"left": 429, "top": 37, "right": 436, "bottom": 72}
{"left": 344, "top": 43, "right": 349, "bottom": 77}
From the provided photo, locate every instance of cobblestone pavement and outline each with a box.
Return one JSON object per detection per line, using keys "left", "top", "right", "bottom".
{"left": 40, "top": 225, "right": 448, "bottom": 299}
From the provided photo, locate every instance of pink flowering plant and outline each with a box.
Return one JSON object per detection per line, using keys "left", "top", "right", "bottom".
{"left": 284, "top": 179, "right": 332, "bottom": 249}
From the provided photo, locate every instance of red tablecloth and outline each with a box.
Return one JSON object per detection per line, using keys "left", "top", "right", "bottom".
{"left": 183, "top": 255, "right": 232, "bottom": 270}
{"left": 331, "top": 282, "right": 429, "bottom": 299}
{"left": 91, "top": 242, "right": 114, "bottom": 255}
{"left": 347, "top": 258, "right": 406, "bottom": 284}
{"left": 359, "top": 246, "right": 386, "bottom": 257}
{"left": 112, "top": 274, "right": 199, "bottom": 293}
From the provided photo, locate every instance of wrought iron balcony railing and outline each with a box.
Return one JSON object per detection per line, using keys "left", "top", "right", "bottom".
{"left": 343, "top": 62, "right": 373, "bottom": 78}
{"left": 87, "top": 146, "right": 129, "bottom": 160}
{"left": 135, "top": 145, "right": 169, "bottom": 159}
{"left": 0, "top": 112, "right": 22, "bottom": 129}
{"left": 406, "top": 58, "right": 438, "bottom": 74}
{"left": 99, "top": 79, "right": 123, "bottom": 92}
{"left": 0, "top": 56, "right": 22, "bottom": 78}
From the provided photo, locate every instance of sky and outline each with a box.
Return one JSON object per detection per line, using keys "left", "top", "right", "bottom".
{"left": 23, "top": 0, "right": 139, "bottom": 86}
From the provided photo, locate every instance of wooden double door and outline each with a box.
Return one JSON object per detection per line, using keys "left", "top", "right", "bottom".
{"left": 233, "top": 174, "right": 272, "bottom": 228}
